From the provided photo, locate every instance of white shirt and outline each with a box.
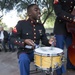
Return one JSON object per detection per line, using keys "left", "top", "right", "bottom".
{"left": 0, "top": 31, "right": 4, "bottom": 40}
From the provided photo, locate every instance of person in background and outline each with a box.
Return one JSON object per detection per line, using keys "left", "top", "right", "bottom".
{"left": 11, "top": 4, "right": 55, "bottom": 75}
{"left": 53, "top": 0, "right": 75, "bottom": 75}
{"left": 0, "top": 26, "right": 8, "bottom": 52}
{"left": 8, "top": 27, "right": 15, "bottom": 52}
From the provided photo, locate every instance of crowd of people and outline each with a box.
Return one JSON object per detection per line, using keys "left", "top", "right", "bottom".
{"left": 0, "top": 26, "right": 16, "bottom": 52}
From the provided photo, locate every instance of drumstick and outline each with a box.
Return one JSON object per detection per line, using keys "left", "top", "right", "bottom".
{"left": 34, "top": 43, "right": 39, "bottom": 49}
{"left": 51, "top": 41, "right": 54, "bottom": 50}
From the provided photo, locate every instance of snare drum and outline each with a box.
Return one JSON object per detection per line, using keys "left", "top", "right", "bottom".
{"left": 34, "top": 47, "right": 63, "bottom": 70}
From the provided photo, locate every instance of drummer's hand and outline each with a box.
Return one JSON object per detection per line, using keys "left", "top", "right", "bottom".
{"left": 49, "top": 37, "right": 56, "bottom": 46}
{"left": 24, "top": 39, "right": 35, "bottom": 49}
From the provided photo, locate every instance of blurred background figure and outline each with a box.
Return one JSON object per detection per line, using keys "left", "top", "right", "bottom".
{"left": 8, "top": 27, "right": 15, "bottom": 52}
{"left": 0, "top": 26, "right": 8, "bottom": 52}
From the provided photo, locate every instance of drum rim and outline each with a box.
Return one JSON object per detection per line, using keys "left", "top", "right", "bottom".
{"left": 34, "top": 47, "right": 63, "bottom": 56}
{"left": 34, "top": 51, "right": 63, "bottom": 56}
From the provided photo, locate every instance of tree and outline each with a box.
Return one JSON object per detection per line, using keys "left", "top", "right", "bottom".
{"left": 0, "top": 0, "right": 55, "bottom": 26}
{"left": 0, "top": 18, "right": 7, "bottom": 29}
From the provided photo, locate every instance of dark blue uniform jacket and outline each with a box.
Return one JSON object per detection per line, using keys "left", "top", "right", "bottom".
{"left": 53, "top": 0, "right": 75, "bottom": 35}
{"left": 11, "top": 19, "right": 51, "bottom": 53}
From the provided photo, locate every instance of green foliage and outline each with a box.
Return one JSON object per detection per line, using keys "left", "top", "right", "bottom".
{"left": 44, "top": 16, "right": 55, "bottom": 28}
{"left": 0, "top": 0, "right": 16, "bottom": 10}
{"left": 0, "top": 18, "right": 7, "bottom": 29}
{"left": 0, "top": 0, "right": 55, "bottom": 28}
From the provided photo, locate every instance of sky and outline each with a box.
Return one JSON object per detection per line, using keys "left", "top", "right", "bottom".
{"left": 2, "top": 10, "right": 20, "bottom": 28}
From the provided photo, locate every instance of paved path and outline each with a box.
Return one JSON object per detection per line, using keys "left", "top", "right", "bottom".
{"left": 0, "top": 48, "right": 75, "bottom": 75}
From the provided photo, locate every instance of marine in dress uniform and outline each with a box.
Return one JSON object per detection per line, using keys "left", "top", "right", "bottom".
{"left": 10, "top": 4, "right": 54, "bottom": 75}
{"left": 11, "top": 19, "right": 52, "bottom": 75}
{"left": 53, "top": 0, "right": 75, "bottom": 75}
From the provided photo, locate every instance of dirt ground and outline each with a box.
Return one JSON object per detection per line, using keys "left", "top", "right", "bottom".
{"left": 0, "top": 46, "right": 75, "bottom": 75}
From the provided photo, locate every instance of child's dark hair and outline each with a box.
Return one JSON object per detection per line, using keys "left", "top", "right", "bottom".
{"left": 27, "top": 4, "right": 37, "bottom": 12}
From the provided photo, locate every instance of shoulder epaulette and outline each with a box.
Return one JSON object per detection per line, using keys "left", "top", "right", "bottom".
{"left": 12, "top": 27, "right": 17, "bottom": 33}
{"left": 53, "top": 0, "right": 59, "bottom": 4}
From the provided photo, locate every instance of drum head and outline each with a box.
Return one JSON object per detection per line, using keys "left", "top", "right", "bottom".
{"left": 34, "top": 47, "right": 63, "bottom": 56}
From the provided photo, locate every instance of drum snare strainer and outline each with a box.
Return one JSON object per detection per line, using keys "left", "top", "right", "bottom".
{"left": 34, "top": 47, "right": 64, "bottom": 70}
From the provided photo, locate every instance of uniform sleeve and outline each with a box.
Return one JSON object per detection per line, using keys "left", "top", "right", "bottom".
{"left": 10, "top": 21, "right": 25, "bottom": 48}
{"left": 40, "top": 25, "right": 51, "bottom": 46}
{"left": 53, "top": 0, "right": 74, "bottom": 22}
